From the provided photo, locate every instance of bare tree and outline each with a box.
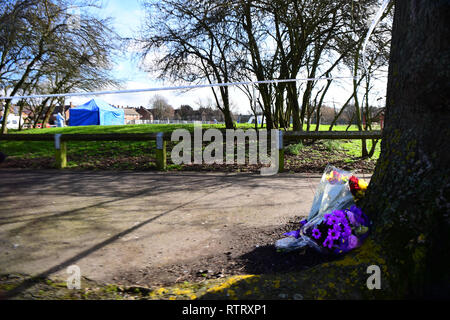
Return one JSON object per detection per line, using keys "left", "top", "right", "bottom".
{"left": 0, "top": 0, "right": 120, "bottom": 133}
{"left": 139, "top": 0, "right": 237, "bottom": 128}
{"left": 232, "top": 0, "right": 381, "bottom": 130}
{"left": 149, "top": 95, "right": 174, "bottom": 120}
{"left": 331, "top": 0, "right": 393, "bottom": 156}
{"left": 137, "top": 0, "right": 391, "bottom": 132}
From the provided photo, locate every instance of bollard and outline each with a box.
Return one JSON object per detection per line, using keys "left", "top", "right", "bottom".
{"left": 278, "top": 130, "right": 284, "bottom": 173}
{"left": 155, "top": 132, "right": 167, "bottom": 170}
{"left": 54, "top": 134, "right": 67, "bottom": 169}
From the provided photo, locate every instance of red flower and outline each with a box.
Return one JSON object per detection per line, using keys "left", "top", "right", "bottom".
{"left": 349, "top": 176, "right": 361, "bottom": 195}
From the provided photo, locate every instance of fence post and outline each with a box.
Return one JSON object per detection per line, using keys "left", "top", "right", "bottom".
{"left": 54, "top": 134, "right": 67, "bottom": 169}
{"left": 278, "top": 130, "right": 284, "bottom": 173}
{"left": 155, "top": 132, "right": 167, "bottom": 170}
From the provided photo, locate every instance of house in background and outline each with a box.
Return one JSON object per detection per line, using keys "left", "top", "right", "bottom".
{"left": 123, "top": 107, "right": 141, "bottom": 123}
{"left": 236, "top": 114, "right": 252, "bottom": 123}
{"left": 136, "top": 106, "right": 154, "bottom": 121}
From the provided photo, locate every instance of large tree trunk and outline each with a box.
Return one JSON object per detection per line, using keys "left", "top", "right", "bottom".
{"left": 362, "top": 1, "right": 450, "bottom": 297}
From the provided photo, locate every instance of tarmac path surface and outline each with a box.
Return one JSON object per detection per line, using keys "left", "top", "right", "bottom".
{"left": 0, "top": 169, "right": 336, "bottom": 285}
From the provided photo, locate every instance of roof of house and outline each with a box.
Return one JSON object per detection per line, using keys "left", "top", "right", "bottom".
{"left": 123, "top": 108, "right": 140, "bottom": 116}
{"left": 136, "top": 107, "right": 153, "bottom": 118}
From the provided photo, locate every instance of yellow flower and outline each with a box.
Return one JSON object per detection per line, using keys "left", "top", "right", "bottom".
{"left": 358, "top": 179, "right": 368, "bottom": 190}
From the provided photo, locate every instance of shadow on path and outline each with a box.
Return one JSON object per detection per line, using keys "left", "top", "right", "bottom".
{"left": 3, "top": 180, "right": 235, "bottom": 299}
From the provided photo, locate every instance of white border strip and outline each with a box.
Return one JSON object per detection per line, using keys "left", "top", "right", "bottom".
{"left": 0, "top": 76, "right": 358, "bottom": 101}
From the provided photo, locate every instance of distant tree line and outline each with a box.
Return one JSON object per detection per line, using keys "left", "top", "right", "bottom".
{"left": 147, "top": 95, "right": 232, "bottom": 122}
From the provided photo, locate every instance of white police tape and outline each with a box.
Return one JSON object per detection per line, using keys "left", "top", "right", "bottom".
{"left": 361, "top": 0, "right": 392, "bottom": 73}
{"left": 0, "top": 76, "right": 359, "bottom": 101}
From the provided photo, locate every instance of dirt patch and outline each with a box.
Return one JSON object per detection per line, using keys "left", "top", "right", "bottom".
{"left": 283, "top": 142, "right": 377, "bottom": 173}
{"left": 0, "top": 156, "right": 55, "bottom": 169}
{"left": 112, "top": 217, "right": 335, "bottom": 290}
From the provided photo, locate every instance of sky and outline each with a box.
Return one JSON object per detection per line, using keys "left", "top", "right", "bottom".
{"left": 68, "top": 0, "right": 388, "bottom": 114}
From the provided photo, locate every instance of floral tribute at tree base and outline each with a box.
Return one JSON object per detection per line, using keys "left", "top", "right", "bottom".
{"left": 276, "top": 165, "right": 371, "bottom": 254}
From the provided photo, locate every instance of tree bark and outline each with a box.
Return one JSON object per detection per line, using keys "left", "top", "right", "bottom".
{"left": 362, "top": 0, "right": 450, "bottom": 297}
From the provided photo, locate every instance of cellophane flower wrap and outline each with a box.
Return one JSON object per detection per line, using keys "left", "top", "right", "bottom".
{"left": 305, "top": 166, "right": 355, "bottom": 227}
{"left": 276, "top": 165, "right": 371, "bottom": 254}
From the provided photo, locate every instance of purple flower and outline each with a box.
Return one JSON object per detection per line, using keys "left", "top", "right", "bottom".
{"left": 333, "top": 210, "right": 346, "bottom": 220}
{"left": 342, "top": 225, "right": 353, "bottom": 238}
{"left": 347, "top": 235, "right": 361, "bottom": 250}
{"left": 336, "top": 238, "right": 349, "bottom": 254}
{"left": 332, "top": 223, "right": 342, "bottom": 233}
{"left": 332, "top": 210, "right": 349, "bottom": 225}
{"left": 349, "top": 206, "right": 368, "bottom": 226}
{"left": 326, "top": 215, "right": 339, "bottom": 226}
{"left": 311, "top": 228, "right": 321, "bottom": 239}
{"left": 350, "top": 205, "right": 363, "bottom": 216}
{"left": 340, "top": 215, "right": 350, "bottom": 226}
{"left": 284, "top": 230, "right": 300, "bottom": 239}
{"left": 328, "top": 227, "right": 341, "bottom": 240}
{"left": 323, "top": 236, "right": 334, "bottom": 249}
{"left": 346, "top": 210, "right": 359, "bottom": 226}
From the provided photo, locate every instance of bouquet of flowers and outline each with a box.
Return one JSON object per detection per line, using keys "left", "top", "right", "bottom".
{"left": 306, "top": 166, "right": 355, "bottom": 227}
{"left": 276, "top": 166, "right": 371, "bottom": 254}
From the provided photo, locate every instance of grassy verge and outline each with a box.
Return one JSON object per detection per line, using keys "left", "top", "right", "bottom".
{"left": 0, "top": 124, "right": 380, "bottom": 172}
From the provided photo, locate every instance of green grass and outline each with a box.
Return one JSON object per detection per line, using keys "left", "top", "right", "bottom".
{"left": 6, "top": 123, "right": 374, "bottom": 135}
{"left": 340, "top": 139, "right": 381, "bottom": 159}
{"left": 2, "top": 124, "right": 254, "bottom": 159}
{"left": 322, "top": 140, "right": 342, "bottom": 152}
{"left": 304, "top": 124, "right": 382, "bottom": 132}
{"left": 285, "top": 142, "right": 304, "bottom": 155}
{"left": 12, "top": 123, "right": 255, "bottom": 135}
{"left": 0, "top": 124, "right": 381, "bottom": 168}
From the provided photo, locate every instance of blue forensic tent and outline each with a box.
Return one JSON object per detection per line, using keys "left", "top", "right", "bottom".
{"left": 69, "top": 99, "right": 125, "bottom": 126}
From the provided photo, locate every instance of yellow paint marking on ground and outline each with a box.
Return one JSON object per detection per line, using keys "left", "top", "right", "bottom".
{"left": 206, "top": 275, "right": 256, "bottom": 294}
